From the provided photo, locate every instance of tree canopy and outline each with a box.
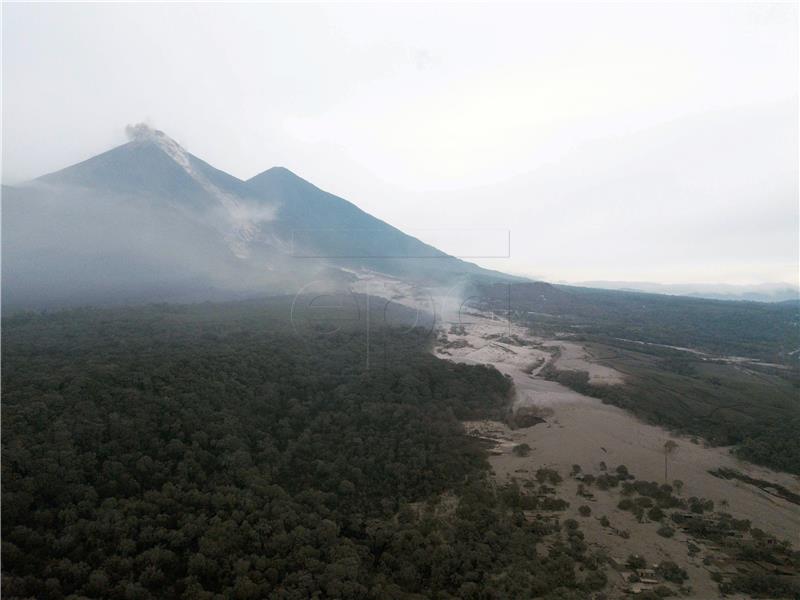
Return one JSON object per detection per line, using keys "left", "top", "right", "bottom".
{"left": 2, "top": 300, "right": 603, "bottom": 599}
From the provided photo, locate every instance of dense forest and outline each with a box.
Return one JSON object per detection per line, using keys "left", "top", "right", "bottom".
{"left": 2, "top": 300, "right": 607, "bottom": 599}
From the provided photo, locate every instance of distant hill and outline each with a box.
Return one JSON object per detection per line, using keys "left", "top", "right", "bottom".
{"left": 574, "top": 280, "right": 800, "bottom": 303}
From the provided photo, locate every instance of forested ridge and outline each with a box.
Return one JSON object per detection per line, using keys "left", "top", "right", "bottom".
{"left": 473, "top": 282, "right": 800, "bottom": 363}
{"left": 2, "top": 301, "right": 605, "bottom": 599}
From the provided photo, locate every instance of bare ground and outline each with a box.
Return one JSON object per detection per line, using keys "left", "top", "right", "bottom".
{"left": 435, "top": 313, "right": 800, "bottom": 599}
{"left": 346, "top": 273, "right": 799, "bottom": 598}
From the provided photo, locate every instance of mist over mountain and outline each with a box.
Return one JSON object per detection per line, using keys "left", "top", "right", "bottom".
{"left": 2, "top": 125, "right": 515, "bottom": 310}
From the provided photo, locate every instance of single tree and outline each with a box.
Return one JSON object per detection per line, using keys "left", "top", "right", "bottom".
{"left": 663, "top": 440, "right": 678, "bottom": 483}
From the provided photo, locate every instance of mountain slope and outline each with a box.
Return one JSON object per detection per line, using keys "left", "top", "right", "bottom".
{"left": 245, "top": 166, "right": 511, "bottom": 282}
{"left": 2, "top": 126, "right": 517, "bottom": 309}
{"left": 39, "top": 136, "right": 221, "bottom": 210}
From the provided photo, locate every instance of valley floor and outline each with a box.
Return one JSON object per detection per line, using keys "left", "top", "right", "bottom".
{"left": 435, "top": 313, "right": 800, "bottom": 599}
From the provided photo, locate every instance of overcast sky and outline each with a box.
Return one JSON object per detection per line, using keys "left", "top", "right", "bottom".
{"left": 3, "top": 2, "right": 798, "bottom": 285}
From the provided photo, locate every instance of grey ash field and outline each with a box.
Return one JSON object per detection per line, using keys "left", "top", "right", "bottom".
{"left": 434, "top": 305, "right": 799, "bottom": 599}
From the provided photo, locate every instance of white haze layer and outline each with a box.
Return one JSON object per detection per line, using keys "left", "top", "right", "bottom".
{"left": 2, "top": 3, "right": 798, "bottom": 286}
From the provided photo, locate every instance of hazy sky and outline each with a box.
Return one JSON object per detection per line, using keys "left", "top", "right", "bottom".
{"left": 3, "top": 2, "right": 798, "bottom": 285}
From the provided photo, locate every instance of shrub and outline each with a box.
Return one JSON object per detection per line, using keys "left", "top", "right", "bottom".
{"left": 596, "top": 474, "right": 619, "bottom": 490}
{"left": 535, "top": 467, "right": 562, "bottom": 485}
{"left": 583, "top": 569, "right": 607, "bottom": 591}
{"left": 732, "top": 518, "right": 751, "bottom": 532}
{"left": 688, "top": 497, "right": 714, "bottom": 514}
{"left": 656, "top": 561, "right": 687, "bottom": 583}
{"left": 540, "top": 497, "right": 569, "bottom": 511}
{"left": 627, "top": 554, "right": 647, "bottom": 570}
{"left": 512, "top": 443, "right": 531, "bottom": 457}
{"left": 657, "top": 525, "right": 675, "bottom": 538}
{"left": 578, "top": 505, "right": 591, "bottom": 517}
{"left": 618, "top": 499, "right": 634, "bottom": 511}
